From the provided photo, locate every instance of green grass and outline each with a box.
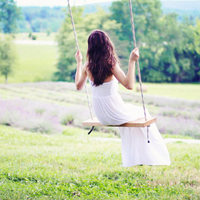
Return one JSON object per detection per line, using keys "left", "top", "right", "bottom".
{"left": 0, "top": 44, "right": 58, "bottom": 83}
{"left": 0, "top": 83, "right": 87, "bottom": 107}
{"left": 162, "top": 134, "right": 195, "bottom": 139}
{"left": 144, "top": 83, "right": 200, "bottom": 100}
{"left": 0, "top": 125, "right": 199, "bottom": 199}
{"left": 15, "top": 32, "right": 58, "bottom": 41}
{"left": 120, "top": 83, "right": 200, "bottom": 100}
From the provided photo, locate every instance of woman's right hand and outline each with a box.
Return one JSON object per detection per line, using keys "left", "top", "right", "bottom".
{"left": 130, "top": 47, "right": 139, "bottom": 62}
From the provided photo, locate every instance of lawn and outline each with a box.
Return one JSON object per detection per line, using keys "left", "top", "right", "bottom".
{"left": 0, "top": 44, "right": 58, "bottom": 83}
{"left": 0, "top": 125, "right": 199, "bottom": 199}
{"left": 120, "top": 83, "right": 200, "bottom": 101}
{"left": 15, "top": 32, "right": 58, "bottom": 41}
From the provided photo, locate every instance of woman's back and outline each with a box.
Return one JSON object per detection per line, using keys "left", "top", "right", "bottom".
{"left": 90, "top": 77, "right": 118, "bottom": 98}
{"left": 86, "top": 67, "right": 114, "bottom": 85}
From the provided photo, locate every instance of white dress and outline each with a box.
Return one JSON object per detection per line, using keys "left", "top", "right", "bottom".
{"left": 90, "top": 78, "right": 171, "bottom": 167}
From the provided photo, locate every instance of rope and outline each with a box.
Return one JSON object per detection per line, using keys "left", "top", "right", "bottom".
{"left": 67, "top": 0, "right": 79, "bottom": 50}
{"left": 67, "top": 0, "right": 94, "bottom": 134}
{"left": 128, "top": 0, "right": 150, "bottom": 143}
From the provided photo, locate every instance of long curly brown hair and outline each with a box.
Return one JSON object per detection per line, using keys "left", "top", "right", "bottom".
{"left": 87, "top": 30, "right": 119, "bottom": 86}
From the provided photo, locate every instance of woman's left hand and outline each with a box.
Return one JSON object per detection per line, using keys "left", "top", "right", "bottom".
{"left": 75, "top": 50, "right": 83, "bottom": 63}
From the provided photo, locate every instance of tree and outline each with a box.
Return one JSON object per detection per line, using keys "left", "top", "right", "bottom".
{"left": 0, "top": 0, "right": 21, "bottom": 33}
{"left": 158, "top": 14, "right": 199, "bottom": 82}
{"left": 54, "top": 7, "right": 86, "bottom": 81}
{"left": 0, "top": 34, "right": 16, "bottom": 83}
{"left": 55, "top": 6, "right": 121, "bottom": 81}
{"left": 110, "top": 0, "right": 165, "bottom": 81}
{"left": 110, "top": 0, "right": 199, "bottom": 83}
{"left": 193, "top": 18, "right": 200, "bottom": 82}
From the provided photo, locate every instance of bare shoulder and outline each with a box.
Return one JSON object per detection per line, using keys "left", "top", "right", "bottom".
{"left": 112, "top": 63, "right": 126, "bottom": 85}
{"left": 84, "top": 62, "right": 93, "bottom": 80}
{"left": 82, "top": 62, "right": 88, "bottom": 73}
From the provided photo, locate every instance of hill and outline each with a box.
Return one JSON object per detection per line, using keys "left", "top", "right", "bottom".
{"left": 17, "top": 1, "right": 200, "bottom": 33}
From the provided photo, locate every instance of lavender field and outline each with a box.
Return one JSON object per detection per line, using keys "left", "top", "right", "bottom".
{"left": 0, "top": 82, "right": 199, "bottom": 139}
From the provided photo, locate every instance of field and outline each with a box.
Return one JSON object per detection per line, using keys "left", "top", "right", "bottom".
{"left": 120, "top": 83, "right": 200, "bottom": 100}
{"left": 0, "top": 44, "right": 58, "bottom": 83}
{"left": 15, "top": 32, "right": 58, "bottom": 41}
{"left": 0, "top": 40, "right": 199, "bottom": 199}
{"left": 0, "top": 125, "right": 200, "bottom": 199}
{"left": 0, "top": 81, "right": 199, "bottom": 138}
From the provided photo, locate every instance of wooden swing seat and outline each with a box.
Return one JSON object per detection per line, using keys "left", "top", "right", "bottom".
{"left": 83, "top": 117, "right": 156, "bottom": 128}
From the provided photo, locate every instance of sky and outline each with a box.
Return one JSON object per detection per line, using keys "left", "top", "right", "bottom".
{"left": 16, "top": 0, "right": 115, "bottom": 7}
{"left": 16, "top": 0, "right": 200, "bottom": 7}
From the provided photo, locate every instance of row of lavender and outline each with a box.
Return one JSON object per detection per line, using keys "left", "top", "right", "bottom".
{"left": 0, "top": 82, "right": 199, "bottom": 138}
{"left": 0, "top": 98, "right": 90, "bottom": 134}
{"left": 121, "top": 91, "right": 200, "bottom": 138}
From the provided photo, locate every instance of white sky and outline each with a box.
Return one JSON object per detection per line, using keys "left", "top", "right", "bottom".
{"left": 16, "top": 0, "right": 115, "bottom": 7}
{"left": 16, "top": 0, "right": 200, "bottom": 7}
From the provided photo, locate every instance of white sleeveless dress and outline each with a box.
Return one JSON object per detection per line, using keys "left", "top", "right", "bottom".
{"left": 90, "top": 78, "right": 171, "bottom": 167}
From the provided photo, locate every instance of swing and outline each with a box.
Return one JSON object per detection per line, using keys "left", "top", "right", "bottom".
{"left": 83, "top": 117, "right": 156, "bottom": 128}
{"left": 67, "top": 0, "right": 157, "bottom": 138}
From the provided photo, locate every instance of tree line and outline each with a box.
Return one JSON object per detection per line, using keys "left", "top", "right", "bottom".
{"left": 17, "top": 3, "right": 112, "bottom": 33}
{"left": 17, "top": 7, "right": 65, "bottom": 33}
{"left": 55, "top": 0, "right": 200, "bottom": 83}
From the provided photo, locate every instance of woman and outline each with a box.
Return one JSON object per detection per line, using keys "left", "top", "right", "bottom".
{"left": 75, "top": 30, "right": 170, "bottom": 167}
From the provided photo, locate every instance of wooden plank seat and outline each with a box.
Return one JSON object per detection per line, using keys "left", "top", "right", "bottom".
{"left": 83, "top": 117, "right": 157, "bottom": 128}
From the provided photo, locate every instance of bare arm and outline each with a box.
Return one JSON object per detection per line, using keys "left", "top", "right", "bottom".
{"left": 75, "top": 51, "right": 87, "bottom": 90}
{"left": 112, "top": 47, "right": 139, "bottom": 90}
